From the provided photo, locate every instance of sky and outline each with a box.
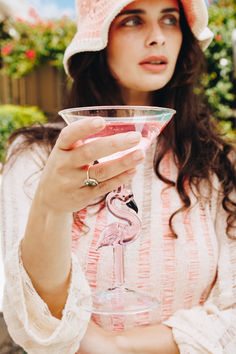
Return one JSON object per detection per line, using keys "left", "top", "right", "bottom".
{"left": 27, "top": 0, "right": 215, "bottom": 19}
{"left": 28, "top": 0, "right": 75, "bottom": 18}
{"left": 1, "top": 0, "right": 215, "bottom": 22}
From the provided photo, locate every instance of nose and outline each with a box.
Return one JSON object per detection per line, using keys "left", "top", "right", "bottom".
{"left": 145, "top": 25, "right": 165, "bottom": 47}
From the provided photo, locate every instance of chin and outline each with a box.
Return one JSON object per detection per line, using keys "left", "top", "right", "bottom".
{"left": 134, "top": 83, "right": 168, "bottom": 92}
{"left": 131, "top": 78, "right": 171, "bottom": 93}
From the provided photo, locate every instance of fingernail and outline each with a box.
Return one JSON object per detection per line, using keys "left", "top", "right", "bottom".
{"left": 92, "top": 117, "right": 105, "bottom": 128}
{"left": 126, "top": 132, "right": 141, "bottom": 144}
{"left": 133, "top": 150, "right": 144, "bottom": 161}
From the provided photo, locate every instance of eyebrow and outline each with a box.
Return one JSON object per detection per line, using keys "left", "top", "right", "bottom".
{"left": 118, "top": 7, "right": 180, "bottom": 17}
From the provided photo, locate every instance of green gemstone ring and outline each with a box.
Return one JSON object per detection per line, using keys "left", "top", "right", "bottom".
{"left": 84, "top": 165, "right": 99, "bottom": 187}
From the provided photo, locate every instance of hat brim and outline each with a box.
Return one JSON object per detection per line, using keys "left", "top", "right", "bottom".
{"left": 63, "top": 0, "right": 214, "bottom": 76}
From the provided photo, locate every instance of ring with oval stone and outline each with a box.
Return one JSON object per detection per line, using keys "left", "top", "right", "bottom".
{"left": 84, "top": 165, "right": 99, "bottom": 187}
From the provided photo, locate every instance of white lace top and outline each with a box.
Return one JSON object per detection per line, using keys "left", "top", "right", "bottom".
{"left": 1, "top": 137, "right": 236, "bottom": 354}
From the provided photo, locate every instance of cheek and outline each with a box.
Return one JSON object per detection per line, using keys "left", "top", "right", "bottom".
{"left": 168, "top": 37, "right": 182, "bottom": 69}
{"left": 174, "top": 34, "right": 183, "bottom": 57}
{"left": 107, "top": 38, "right": 119, "bottom": 70}
{"left": 107, "top": 29, "right": 139, "bottom": 62}
{"left": 107, "top": 37, "right": 133, "bottom": 74}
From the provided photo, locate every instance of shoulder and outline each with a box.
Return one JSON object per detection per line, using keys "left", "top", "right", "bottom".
{"left": 6, "top": 134, "right": 48, "bottom": 162}
{"left": 6, "top": 121, "right": 64, "bottom": 160}
{"left": 3, "top": 127, "right": 54, "bottom": 175}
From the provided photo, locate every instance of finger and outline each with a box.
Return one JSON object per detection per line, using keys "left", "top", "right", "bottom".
{"left": 56, "top": 117, "right": 106, "bottom": 150}
{"left": 83, "top": 168, "right": 137, "bottom": 199}
{"left": 69, "top": 131, "right": 142, "bottom": 167}
{"left": 85, "top": 149, "right": 145, "bottom": 183}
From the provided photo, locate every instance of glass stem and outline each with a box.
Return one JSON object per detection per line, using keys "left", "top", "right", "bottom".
{"left": 113, "top": 244, "right": 124, "bottom": 287}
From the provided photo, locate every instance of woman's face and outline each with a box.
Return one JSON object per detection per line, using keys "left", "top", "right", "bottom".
{"left": 107, "top": 0, "right": 183, "bottom": 99}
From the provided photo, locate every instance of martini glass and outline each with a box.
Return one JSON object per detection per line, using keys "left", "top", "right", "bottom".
{"left": 59, "top": 106, "right": 175, "bottom": 315}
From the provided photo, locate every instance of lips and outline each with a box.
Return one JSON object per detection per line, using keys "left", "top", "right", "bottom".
{"left": 140, "top": 56, "right": 168, "bottom": 65}
{"left": 139, "top": 56, "right": 168, "bottom": 73}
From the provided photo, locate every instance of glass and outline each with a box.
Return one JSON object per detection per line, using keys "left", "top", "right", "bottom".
{"left": 59, "top": 106, "right": 175, "bottom": 315}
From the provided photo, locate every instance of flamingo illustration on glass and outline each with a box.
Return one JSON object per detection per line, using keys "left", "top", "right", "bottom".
{"left": 59, "top": 106, "right": 175, "bottom": 315}
{"left": 96, "top": 185, "right": 141, "bottom": 282}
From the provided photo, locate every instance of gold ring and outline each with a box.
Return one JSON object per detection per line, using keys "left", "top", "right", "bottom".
{"left": 84, "top": 165, "right": 99, "bottom": 187}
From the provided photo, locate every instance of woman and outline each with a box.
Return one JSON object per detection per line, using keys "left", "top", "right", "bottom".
{"left": 1, "top": 0, "right": 236, "bottom": 353}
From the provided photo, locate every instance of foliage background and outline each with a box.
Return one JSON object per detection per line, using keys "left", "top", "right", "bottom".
{"left": 203, "top": 0, "right": 236, "bottom": 138}
{"left": 0, "top": 105, "right": 47, "bottom": 162}
{"left": 0, "top": 16, "right": 76, "bottom": 77}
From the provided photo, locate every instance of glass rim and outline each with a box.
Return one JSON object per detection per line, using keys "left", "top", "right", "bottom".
{"left": 58, "top": 105, "right": 176, "bottom": 118}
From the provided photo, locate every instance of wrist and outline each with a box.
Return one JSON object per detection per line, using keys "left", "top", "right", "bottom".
{"left": 22, "top": 193, "right": 73, "bottom": 294}
{"left": 34, "top": 183, "right": 73, "bottom": 216}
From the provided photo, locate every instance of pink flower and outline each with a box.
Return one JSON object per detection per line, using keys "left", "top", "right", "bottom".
{"left": 46, "top": 21, "right": 55, "bottom": 29}
{"left": 1, "top": 45, "right": 12, "bottom": 56}
{"left": 37, "top": 20, "right": 44, "bottom": 27}
{"left": 215, "top": 34, "right": 222, "bottom": 42}
{"left": 29, "top": 7, "right": 40, "bottom": 20}
{"left": 25, "top": 49, "right": 36, "bottom": 60}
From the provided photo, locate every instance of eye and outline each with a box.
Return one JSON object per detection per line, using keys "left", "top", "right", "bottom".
{"left": 162, "top": 15, "right": 179, "bottom": 26}
{"left": 122, "top": 17, "right": 142, "bottom": 27}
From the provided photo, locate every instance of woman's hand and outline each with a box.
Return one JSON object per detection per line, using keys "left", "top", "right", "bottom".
{"left": 78, "top": 321, "right": 121, "bottom": 354}
{"left": 78, "top": 321, "right": 179, "bottom": 354}
{"left": 115, "top": 324, "right": 180, "bottom": 354}
{"left": 37, "top": 117, "right": 144, "bottom": 213}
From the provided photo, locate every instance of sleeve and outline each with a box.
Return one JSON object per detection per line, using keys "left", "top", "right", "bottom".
{"left": 164, "top": 180, "right": 236, "bottom": 354}
{"left": 0, "top": 138, "right": 91, "bottom": 354}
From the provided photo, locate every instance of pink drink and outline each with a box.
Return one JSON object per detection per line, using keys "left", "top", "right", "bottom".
{"left": 81, "top": 121, "right": 168, "bottom": 162}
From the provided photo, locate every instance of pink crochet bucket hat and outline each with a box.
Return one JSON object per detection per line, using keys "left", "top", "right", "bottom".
{"left": 63, "top": 0, "right": 214, "bottom": 75}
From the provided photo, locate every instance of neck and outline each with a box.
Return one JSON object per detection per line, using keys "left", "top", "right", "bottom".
{"left": 121, "top": 88, "right": 152, "bottom": 106}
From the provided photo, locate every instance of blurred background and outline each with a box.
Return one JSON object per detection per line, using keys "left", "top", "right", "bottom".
{"left": 0, "top": 0, "right": 236, "bottom": 352}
